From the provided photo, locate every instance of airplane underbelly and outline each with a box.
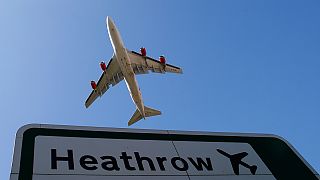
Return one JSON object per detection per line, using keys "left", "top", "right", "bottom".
{"left": 125, "top": 74, "right": 140, "bottom": 101}
{"left": 117, "top": 51, "right": 143, "bottom": 104}
{"left": 113, "top": 40, "right": 144, "bottom": 112}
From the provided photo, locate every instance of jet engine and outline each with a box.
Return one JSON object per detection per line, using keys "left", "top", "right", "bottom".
{"left": 140, "top": 47, "right": 147, "bottom": 56}
{"left": 100, "top": 61, "right": 107, "bottom": 71}
{"left": 159, "top": 55, "right": 166, "bottom": 64}
{"left": 91, "top": 81, "right": 97, "bottom": 90}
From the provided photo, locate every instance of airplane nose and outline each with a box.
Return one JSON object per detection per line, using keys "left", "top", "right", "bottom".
{"left": 106, "top": 16, "right": 115, "bottom": 30}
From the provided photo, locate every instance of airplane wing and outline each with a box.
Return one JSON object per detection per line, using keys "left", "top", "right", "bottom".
{"left": 233, "top": 152, "right": 248, "bottom": 160}
{"left": 231, "top": 161, "right": 241, "bottom": 175}
{"left": 127, "top": 50, "right": 183, "bottom": 74}
{"left": 230, "top": 152, "right": 248, "bottom": 175}
{"left": 85, "top": 56, "right": 124, "bottom": 108}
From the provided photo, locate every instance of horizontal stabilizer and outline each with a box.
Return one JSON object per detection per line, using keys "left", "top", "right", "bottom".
{"left": 144, "top": 106, "right": 161, "bottom": 117}
{"left": 128, "top": 109, "right": 143, "bottom": 126}
{"left": 128, "top": 106, "right": 161, "bottom": 126}
{"left": 250, "top": 165, "right": 257, "bottom": 175}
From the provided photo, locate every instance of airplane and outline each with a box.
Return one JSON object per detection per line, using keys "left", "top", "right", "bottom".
{"left": 85, "top": 17, "right": 182, "bottom": 126}
{"left": 216, "top": 148, "right": 257, "bottom": 175}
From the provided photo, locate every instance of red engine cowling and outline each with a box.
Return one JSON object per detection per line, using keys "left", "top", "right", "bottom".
{"left": 140, "top": 47, "right": 147, "bottom": 56}
{"left": 159, "top": 55, "right": 166, "bottom": 64}
{"left": 100, "top": 61, "right": 107, "bottom": 71}
{"left": 91, "top": 81, "right": 97, "bottom": 90}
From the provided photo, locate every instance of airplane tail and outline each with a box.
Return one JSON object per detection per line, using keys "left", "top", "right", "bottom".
{"left": 249, "top": 165, "right": 257, "bottom": 175}
{"left": 128, "top": 106, "right": 161, "bottom": 126}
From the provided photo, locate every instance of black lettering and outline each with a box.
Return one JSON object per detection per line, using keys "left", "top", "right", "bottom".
{"left": 156, "top": 157, "right": 167, "bottom": 171}
{"left": 120, "top": 152, "right": 136, "bottom": 170}
{"left": 188, "top": 157, "right": 213, "bottom": 171}
{"left": 134, "top": 152, "right": 156, "bottom": 171}
{"left": 101, "top": 156, "right": 120, "bottom": 171}
{"left": 171, "top": 157, "right": 189, "bottom": 171}
{"left": 51, "top": 149, "right": 74, "bottom": 170}
{"left": 80, "top": 155, "right": 98, "bottom": 170}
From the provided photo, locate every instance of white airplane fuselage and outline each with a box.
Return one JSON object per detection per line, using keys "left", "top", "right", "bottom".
{"left": 107, "top": 17, "right": 145, "bottom": 117}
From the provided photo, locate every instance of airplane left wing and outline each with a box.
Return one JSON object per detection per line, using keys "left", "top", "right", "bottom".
{"left": 127, "top": 50, "right": 183, "bottom": 74}
{"left": 230, "top": 152, "right": 248, "bottom": 175}
{"left": 85, "top": 56, "right": 123, "bottom": 108}
{"left": 231, "top": 161, "right": 241, "bottom": 175}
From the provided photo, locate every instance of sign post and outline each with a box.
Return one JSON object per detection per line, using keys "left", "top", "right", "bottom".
{"left": 10, "top": 124, "right": 319, "bottom": 179}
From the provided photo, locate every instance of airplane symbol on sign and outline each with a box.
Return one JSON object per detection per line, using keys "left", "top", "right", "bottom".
{"left": 217, "top": 148, "right": 257, "bottom": 175}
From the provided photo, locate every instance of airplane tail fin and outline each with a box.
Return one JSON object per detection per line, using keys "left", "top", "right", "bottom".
{"left": 249, "top": 165, "right": 257, "bottom": 175}
{"left": 128, "top": 106, "right": 161, "bottom": 126}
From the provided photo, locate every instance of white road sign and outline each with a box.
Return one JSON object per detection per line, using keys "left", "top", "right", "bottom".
{"left": 10, "top": 124, "right": 319, "bottom": 180}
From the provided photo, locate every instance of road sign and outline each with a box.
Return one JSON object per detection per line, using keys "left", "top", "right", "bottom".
{"left": 10, "top": 124, "right": 319, "bottom": 180}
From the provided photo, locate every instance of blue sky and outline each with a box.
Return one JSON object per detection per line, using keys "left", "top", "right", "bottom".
{"left": 1, "top": 0, "right": 319, "bottom": 178}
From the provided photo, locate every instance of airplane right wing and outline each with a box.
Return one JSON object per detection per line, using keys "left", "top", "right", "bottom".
{"left": 232, "top": 152, "right": 248, "bottom": 160}
{"left": 127, "top": 50, "right": 183, "bottom": 75}
{"left": 85, "top": 55, "right": 124, "bottom": 108}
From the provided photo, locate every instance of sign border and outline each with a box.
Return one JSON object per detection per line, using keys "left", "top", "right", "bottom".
{"left": 13, "top": 124, "right": 319, "bottom": 180}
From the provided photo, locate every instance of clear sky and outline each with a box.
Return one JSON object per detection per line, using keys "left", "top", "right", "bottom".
{"left": 1, "top": 0, "right": 319, "bottom": 179}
